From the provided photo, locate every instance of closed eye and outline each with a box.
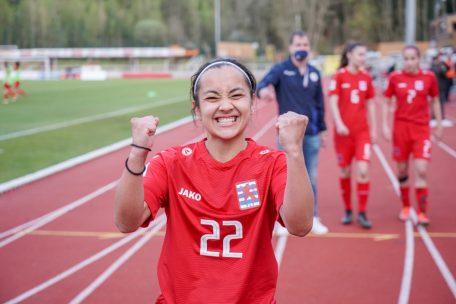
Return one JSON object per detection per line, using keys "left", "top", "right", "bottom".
{"left": 231, "top": 94, "right": 244, "bottom": 99}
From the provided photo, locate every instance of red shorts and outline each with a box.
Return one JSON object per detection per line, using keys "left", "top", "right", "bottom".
{"left": 334, "top": 129, "right": 371, "bottom": 167}
{"left": 14, "top": 81, "right": 20, "bottom": 88}
{"left": 3, "top": 83, "right": 11, "bottom": 90}
{"left": 393, "top": 120, "right": 431, "bottom": 161}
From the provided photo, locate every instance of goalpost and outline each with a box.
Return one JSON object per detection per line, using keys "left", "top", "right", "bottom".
{"left": 1, "top": 46, "right": 52, "bottom": 80}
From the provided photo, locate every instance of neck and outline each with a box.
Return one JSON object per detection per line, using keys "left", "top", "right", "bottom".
{"left": 405, "top": 67, "right": 419, "bottom": 74}
{"left": 292, "top": 57, "right": 307, "bottom": 69}
{"left": 347, "top": 64, "right": 359, "bottom": 73}
{"left": 205, "top": 136, "right": 247, "bottom": 163}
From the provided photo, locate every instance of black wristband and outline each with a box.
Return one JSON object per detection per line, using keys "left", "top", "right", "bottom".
{"left": 130, "top": 143, "right": 152, "bottom": 152}
{"left": 125, "top": 158, "right": 146, "bottom": 176}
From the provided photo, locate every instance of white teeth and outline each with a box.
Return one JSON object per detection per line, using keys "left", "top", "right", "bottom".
{"left": 217, "top": 117, "right": 236, "bottom": 123}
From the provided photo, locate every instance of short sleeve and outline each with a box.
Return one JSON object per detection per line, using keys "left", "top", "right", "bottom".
{"left": 383, "top": 75, "right": 395, "bottom": 98}
{"left": 366, "top": 76, "right": 375, "bottom": 99}
{"left": 429, "top": 74, "right": 439, "bottom": 98}
{"left": 270, "top": 153, "right": 287, "bottom": 226}
{"left": 328, "top": 73, "right": 340, "bottom": 96}
{"left": 141, "top": 154, "right": 169, "bottom": 227}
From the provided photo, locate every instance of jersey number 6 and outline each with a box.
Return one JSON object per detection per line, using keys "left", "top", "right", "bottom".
{"left": 200, "top": 219, "right": 243, "bottom": 258}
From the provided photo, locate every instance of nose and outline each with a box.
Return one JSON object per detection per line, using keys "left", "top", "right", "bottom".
{"left": 219, "top": 97, "right": 234, "bottom": 111}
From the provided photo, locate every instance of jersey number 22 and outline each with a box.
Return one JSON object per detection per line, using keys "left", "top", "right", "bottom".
{"left": 200, "top": 219, "right": 243, "bottom": 258}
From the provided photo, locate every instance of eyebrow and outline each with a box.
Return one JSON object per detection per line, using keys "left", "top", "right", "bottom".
{"left": 202, "top": 86, "right": 245, "bottom": 95}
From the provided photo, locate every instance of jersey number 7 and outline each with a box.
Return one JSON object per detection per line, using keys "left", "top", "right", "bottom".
{"left": 200, "top": 219, "right": 243, "bottom": 258}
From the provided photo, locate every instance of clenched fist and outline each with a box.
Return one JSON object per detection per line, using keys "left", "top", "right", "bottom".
{"left": 130, "top": 115, "right": 160, "bottom": 151}
{"left": 276, "top": 111, "right": 308, "bottom": 154}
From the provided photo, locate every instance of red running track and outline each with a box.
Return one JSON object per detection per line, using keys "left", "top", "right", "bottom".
{"left": 0, "top": 96, "right": 455, "bottom": 303}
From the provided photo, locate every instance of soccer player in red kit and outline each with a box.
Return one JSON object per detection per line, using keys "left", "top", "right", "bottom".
{"left": 114, "top": 58, "right": 314, "bottom": 303}
{"left": 328, "top": 42, "right": 376, "bottom": 229}
{"left": 382, "top": 46, "right": 443, "bottom": 225}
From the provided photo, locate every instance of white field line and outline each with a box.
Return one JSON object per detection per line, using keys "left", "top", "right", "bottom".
{"left": 0, "top": 96, "right": 187, "bottom": 141}
{"left": 63, "top": 112, "right": 279, "bottom": 302}
{"left": 372, "top": 144, "right": 413, "bottom": 304}
{"left": 410, "top": 209, "right": 456, "bottom": 299}
{"left": 0, "top": 115, "right": 193, "bottom": 194}
{"left": 4, "top": 215, "right": 166, "bottom": 304}
{"left": 69, "top": 217, "right": 167, "bottom": 304}
{"left": 0, "top": 181, "right": 117, "bottom": 248}
{"left": 373, "top": 144, "right": 456, "bottom": 301}
{"left": 0, "top": 132, "right": 204, "bottom": 247}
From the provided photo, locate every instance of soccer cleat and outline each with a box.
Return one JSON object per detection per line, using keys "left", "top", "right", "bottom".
{"left": 311, "top": 217, "right": 329, "bottom": 235}
{"left": 417, "top": 212, "right": 430, "bottom": 226}
{"left": 399, "top": 207, "right": 410, "bottom": 221}
{"left": 357, "top": 212, "right": 372, "bottom": 229}
{"left": 341, "top": 210, "right": 353, "bottom": 225}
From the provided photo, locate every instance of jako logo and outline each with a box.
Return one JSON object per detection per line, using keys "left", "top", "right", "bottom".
{"left": 178, "top": 187, "right": 201, "bottom": 201}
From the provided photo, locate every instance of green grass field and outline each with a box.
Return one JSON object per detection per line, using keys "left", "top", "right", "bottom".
{"left": 0, "top": 79, "right": 191, "bottom": 183}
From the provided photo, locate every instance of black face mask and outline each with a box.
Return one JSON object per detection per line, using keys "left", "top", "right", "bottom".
{"left": 294, "top": 50, "right": 308, "bottom": 61}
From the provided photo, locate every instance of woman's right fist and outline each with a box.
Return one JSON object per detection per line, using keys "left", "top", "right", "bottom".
{"left": 130, "top": 116, "right": 160, "bottom": 149}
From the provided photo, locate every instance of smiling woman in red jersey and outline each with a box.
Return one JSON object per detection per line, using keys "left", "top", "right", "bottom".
{"left": 328, "top": 42, "right": 377, "bottom": 229}
{"left": 114, "top": 58, "right": 314, "bottom": 304}
{"left": 382, "top": 45, "right": 443, "bottom": 226}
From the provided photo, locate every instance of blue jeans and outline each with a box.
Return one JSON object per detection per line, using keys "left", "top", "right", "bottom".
{"left": 278, "top": 134, "right": 320, "bottom": 217}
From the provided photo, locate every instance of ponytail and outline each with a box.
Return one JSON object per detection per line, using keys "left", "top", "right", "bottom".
{"left": 339, "top": 42, "right": 364, "bottom": 69}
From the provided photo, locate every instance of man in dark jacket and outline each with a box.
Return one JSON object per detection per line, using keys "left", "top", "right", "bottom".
{"left": 257, "top": 31, "right": 328, "bottom": 234}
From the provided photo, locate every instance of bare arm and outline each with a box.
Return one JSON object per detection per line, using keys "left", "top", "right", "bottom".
{"left": 114, "top": 116, "right": 159, "bottom": 233}
{"left": 431, "top": 96, "right": 444, "bottom": 140}
{"left": 277, "top": 112, "right": 314, "bottom": 237}
{"left": 328, "top": 95, "right": 349, "bottom": 135}
{"left": 366, "top": 99, "right": 377, "bottom": 143}
{"left": 382, "top": 97, "right": 393, "bottom": 141}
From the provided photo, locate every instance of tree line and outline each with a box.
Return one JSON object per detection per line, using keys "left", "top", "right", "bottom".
{"left": 1, "top": 0, "right": 455, "bottom": 55}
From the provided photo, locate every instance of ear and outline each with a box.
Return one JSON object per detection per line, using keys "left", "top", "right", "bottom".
{"left": 250, "top": 95, "right": 257, "bottom": 114}
{"left": 192, "top": 101, "right": 201, "bottom": 120}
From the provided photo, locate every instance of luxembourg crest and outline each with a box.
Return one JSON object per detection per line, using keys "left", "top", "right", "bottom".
{"left": 236, "top": 180, "right": 261, "bottom": 210}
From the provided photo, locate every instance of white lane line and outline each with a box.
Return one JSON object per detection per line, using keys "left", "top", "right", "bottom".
{"left": 0, "top": 181, "right": 117, "bottom": 248}
{"left": 0, "top": 96, "right": 186, "bottom": 141}
{"left": 69, "top": 217, "right": 167, "bottom": 304}
{"left": 0, "top": 131, "right": 204, "bottom": 246}
{"left": 274, "top": 233, "right": 289, "bottom": 268}
{"left": 252, "top": 117, "right": 277, "bottom": 141}
{"left": 398, "top": 220, "right": 415, "bottom": 304}
{"left": 255, "top": 115, "right": 290, "bottom": 268}
{"left": 410, "top": 209, "right": 456, "bottom": 299}
{"left": 67, "top": 110, "right": 279, "bottom": 301}
{"left": 372, "top": 144, "right": 413, "bottom": 304}
{"left": 373, "top": 144, "right": 456, "bottom": 301}
{"left": 0, "top": 115, "right": 194, "bottom": 194}
{"left": 4, "top": 215, "right": 166, "bottom": 304}
{"left": 0, "top": 217, "right": 42, "bottom": 240}
{"left": 435, "top": 140, "right": 456, "bottom": 159}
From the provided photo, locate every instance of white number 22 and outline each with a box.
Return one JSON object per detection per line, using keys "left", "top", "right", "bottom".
{"left": 200, "top": 219, "right": 243, "bottom": 258}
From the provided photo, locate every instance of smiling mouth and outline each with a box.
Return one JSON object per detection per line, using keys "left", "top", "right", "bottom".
{"left": 215, "top": 116, "right": 238, "bottom": 125}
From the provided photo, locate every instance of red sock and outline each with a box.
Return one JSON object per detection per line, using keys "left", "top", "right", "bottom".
{"left": 416, "top": 187, "right": 429, "bottom": 214}
{"left": 400, "top": 186, "right": 410, "bottom": 208}
{"left": 340, "top": 178, "right": 351, "bottom": 211}
{"left": 357, "top": 182, "right": 370, "bottom": 213}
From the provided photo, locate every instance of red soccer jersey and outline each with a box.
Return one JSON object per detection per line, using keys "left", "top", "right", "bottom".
{"left": 328, "top": 68, "right": 375, "bottom": 132}
{"left": 143, "top": 138, "right": 287, "bottom": 304}
{"left": 383, "top": 69, "right": 439, "bottom": 125}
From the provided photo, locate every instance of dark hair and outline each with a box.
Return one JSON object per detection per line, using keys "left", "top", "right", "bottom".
{"left": 190, "top": 57, "right": 256, "bottom": 119}
{"left": 402, "top": 45, "right": 420, "bottom": 58}
{"left": 339, "top": 42, "right": 364, "bottom": 69}
{"left": 289, "top": 31, "right": 308, "bottom": 45}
